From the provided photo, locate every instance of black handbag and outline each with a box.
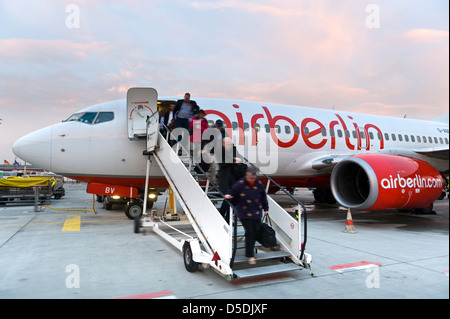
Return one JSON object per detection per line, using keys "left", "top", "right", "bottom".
{"left": 257, "top": 215, "right": 277, "bottom": 248}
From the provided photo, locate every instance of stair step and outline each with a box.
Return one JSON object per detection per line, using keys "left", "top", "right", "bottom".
{"left": 233, "top": 229, "right": 245, "bottom": 237}
{"left": 233, "top": 263, "right": 302, "bottom": 279}
{"left": 233, "top": 250, "right": 291, "bottom": 264}
{"left": 236, "top": 241, "right": 262, "bottom": 249}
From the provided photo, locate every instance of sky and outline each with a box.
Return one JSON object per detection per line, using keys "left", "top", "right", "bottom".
{"left": 0, "top": 0, "right": 448, "bottom": 163}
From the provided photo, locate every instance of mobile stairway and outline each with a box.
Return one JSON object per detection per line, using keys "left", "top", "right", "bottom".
{"left": 129, "top": 88, "right": 312, "bottom": 280}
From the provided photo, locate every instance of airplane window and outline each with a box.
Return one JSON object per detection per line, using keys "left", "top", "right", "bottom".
{"left": 428, "top": 136, "right": 432, "bottom": 143}
{"left": 294, "top": 127, "right": 300, "bottom": 135}
{"left": 254, "top": 123, "right": 261, "bottom": 132}
{"left": 265, "top": 124, "right": 271, "bottom": 133}
{"left": 65, "top": 113, "right": 83, "bottom": 122}
{"left": 411, "top": 135, "right": 415, "bottom": 142}
{"left": 94, "top": 112, "right": 114, "bottom": 124}
{"left": 65, "top": 112, "right": 98, "bottom": 124}
{"left": 417, "top": 136, "right": 421, "bottom": 143}
{"left": 439, "top": 137, "right": 443, "bottom": 144}
{"left": 376, "top": 132, "right": 381, "bottom": 140}
{"left": 285, "top": 126, "right": 291, "bottom": 134}
{"left": 384, "top": 133, "right": 389, "bottom": 141}
{"left": 321, "top": 128, "right": 327, "bottom": 136}
{"left": 232, "top": 122, "right": 238, "bottom": 130}
{"left": 445, "top": 138, "right": 449, "bottom": 144}
{"left": 345, "top": 130, "right": 350, "bottom": 138}
{"left": 423, "top": 136, "right": 427, "bottom": 143}
{"left": 275, "top": 125, "right": 281, "bottom": 133}
{"left": 80, "top": 112, "right": 98, "bottom": 124}
{"left": 337, "top": 130, "right": 343, "bottom": 138}
{"left": 352, "top": 131, "right": 357, "bottom": 139}
{"left": 243, "top": 122, "right": 249, "bottom": 131}
{"left": 391, "top": 134, "right": 396, "bottom": 141}
{"left": 398, "top": 134, "right": 403, "bottom": 142}
{"left": 208, "top": 120, "right": 214, "bottom": 128}
{"left": 329, "top": 129, "right": 335, "bottom": 137}
{"left": 303, "top": 127, "right": 309, "bottom": 136}
{"left": 434, "top": 137, "right": 438, "bottom": 144}
{"left": 405, "top": 135, "right": 409, "bottom": 142}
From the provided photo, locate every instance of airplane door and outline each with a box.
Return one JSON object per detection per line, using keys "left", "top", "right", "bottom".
{"left": 127, "top": 88, "right": 158, "bottom": 150}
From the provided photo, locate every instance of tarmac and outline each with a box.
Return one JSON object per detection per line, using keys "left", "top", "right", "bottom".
{"left": 0, "top": 182, "right": 448, "bottom": 300}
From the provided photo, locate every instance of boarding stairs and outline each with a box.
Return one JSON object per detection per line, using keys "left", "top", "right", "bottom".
{"left": 129, "top": 88, "right": 311, "bottom": 280}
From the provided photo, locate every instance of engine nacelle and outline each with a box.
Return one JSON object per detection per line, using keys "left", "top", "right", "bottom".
{"left": 330, "top": 154, "right": 444, "bottom": 211}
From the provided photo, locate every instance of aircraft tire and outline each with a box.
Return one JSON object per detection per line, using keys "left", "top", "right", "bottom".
{"left": 183, "top": 242, "right": 199, "bottom": 273}
{"left": 125, "top": 200, "right": 143, "bottom": 220}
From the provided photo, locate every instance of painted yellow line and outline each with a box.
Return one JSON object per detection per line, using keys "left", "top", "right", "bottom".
{"left": 62, "top": 215, "right": 81, "bottom": 232}
{"left": 2, "top": 219, "right": 127, "bottom": 228}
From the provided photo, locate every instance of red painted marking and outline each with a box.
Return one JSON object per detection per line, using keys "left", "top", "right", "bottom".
{"left": 65, "top": 175, "right": 332, "bottom": 190}
{"left": 115, "top": 290, "right": 174, "bottom": 299}
{"left": 329, "top": 261, "right": 382, "bottom": 271}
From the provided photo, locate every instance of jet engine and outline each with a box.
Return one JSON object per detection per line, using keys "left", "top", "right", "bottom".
{"left": 330, "top": 154, "right": 444, "bottom": 211}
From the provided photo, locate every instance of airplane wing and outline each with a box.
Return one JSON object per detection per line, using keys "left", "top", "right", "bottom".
{"left": 415, "top": 149, "right": 449, "bottom": 160}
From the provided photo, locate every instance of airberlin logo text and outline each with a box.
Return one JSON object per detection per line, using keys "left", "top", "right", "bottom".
{"left": 381, "top": 174, "right": 443, "bottom": 190}
{"left": 205, "top": 104, "right": 385, "bottom": 150}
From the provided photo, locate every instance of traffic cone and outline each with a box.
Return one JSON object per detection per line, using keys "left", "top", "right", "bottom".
{"left": 343, "top": 207, "right": 356, "bottom": 234}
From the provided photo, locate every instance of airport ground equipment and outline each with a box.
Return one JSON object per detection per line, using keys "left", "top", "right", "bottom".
{"left": 130, "top": 87, "right": 311, "bottom": 279}
{"left": 0, "top": 176, "right": 54, "bottom": 206}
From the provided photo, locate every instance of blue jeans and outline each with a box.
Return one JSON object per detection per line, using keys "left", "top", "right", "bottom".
{"left": 175, "top": 118, "right": 189, "bottom": 142}
{"left": 175, "top": 118, "right": 189, "bottom": 130}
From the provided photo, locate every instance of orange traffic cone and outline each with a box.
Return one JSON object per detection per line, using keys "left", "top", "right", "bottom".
{"left": 343, "top": 207, "right": 356, "bottom": 234}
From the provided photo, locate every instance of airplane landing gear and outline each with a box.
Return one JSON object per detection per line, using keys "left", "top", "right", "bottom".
{"left": 125, "top": 199, "right": 153, "bottom": 219}
{"left": 313, "top": 188, "right": 336, "bottom": 204}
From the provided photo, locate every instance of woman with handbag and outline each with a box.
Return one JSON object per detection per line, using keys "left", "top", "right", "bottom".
{"left": 224, "top": 167, "right": 269, "bottom": 265}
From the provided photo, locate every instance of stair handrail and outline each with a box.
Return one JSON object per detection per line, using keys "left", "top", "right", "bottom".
{"left": 241, "top": 157, "right": 308, "bottom": 261}
{"left": 160, "top": 124, "right": 240, "bottom": 268}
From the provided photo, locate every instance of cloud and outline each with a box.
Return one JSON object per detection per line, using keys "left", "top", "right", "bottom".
{"left": 191, "top": 0, "right": 306, "bottom": 17}
{"left": 0, "top": 38, "right": 111, "bottom": 65}
{"left": 403, "top": 28, "right": 449, "bottom": 44}
{"left": 1, "top": 1, "right": 448, "bottom": 163}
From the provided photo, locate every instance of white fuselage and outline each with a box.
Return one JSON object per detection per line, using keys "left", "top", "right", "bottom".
{"left": 12, "top": 97, "right": 449, "bottom": 190}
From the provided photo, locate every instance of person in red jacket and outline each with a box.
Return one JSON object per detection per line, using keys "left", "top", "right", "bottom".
{"left": 190, "top": 110, "right": 209, "bottom": 168}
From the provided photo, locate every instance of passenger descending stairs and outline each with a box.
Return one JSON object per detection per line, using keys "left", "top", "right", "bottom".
{"left": 150, "top": 132, "right": 310, "bottom": 279}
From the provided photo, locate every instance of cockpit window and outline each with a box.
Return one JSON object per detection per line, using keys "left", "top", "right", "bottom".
{"left": 65, "top": 112, "right": 114, "bottom": 124}
{"left": 65, "top": 113, "right": 84, "bottom": 122}
{"left": 65, "top": 112, "right": 97, "bottom": 124}
{"left": 79, "top": 112, "right": 98, "bottom": 124}
{"left": 95, "top": 112, "right": 114, "bottom": 124}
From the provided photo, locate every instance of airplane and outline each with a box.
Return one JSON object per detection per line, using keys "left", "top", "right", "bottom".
{"left": 12, "top": 89, "right": 449, "bottom": 219}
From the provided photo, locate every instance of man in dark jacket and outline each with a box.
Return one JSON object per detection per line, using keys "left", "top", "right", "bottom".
{"left": 173, "top": 92, "right": 199, "bottom": 131}
{"left": 225, "top": 167, "right": 269, "bottom": 264}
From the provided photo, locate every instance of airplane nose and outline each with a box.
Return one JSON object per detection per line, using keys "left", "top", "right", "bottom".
{"left": 12, "top": 126, "right": 53, "bottom": 171}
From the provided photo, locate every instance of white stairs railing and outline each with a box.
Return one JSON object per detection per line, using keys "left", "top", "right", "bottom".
{"left": 136, "top": 127, "right": 311, "bottom": 280}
